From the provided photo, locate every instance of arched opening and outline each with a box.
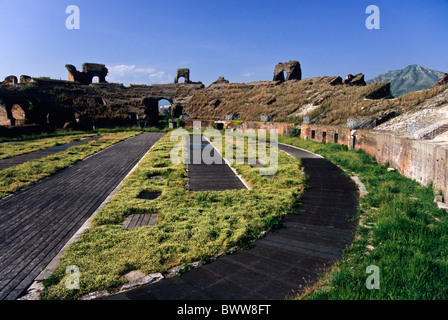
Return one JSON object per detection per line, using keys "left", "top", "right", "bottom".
{"left": 11, "top": 104, "right": 25, "bottom": 126}
{"left": 282, "top": 71, "right": 288, "bottom": 81}
{"left": 172, "top": 105, "right": 183, "bottom": 118}
{"left": 177, "top": 77, "right": 185, "bottom": 84}
{"left": 158, "top": 99, "right": 172, "bottom": 116}
{"left": 0, "top": 105, "right": 10, "bottom": 127}
{"left": 91, "top": 76, "right": 100, "bottom": 84}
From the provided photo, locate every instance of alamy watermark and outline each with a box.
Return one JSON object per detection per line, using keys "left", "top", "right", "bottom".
{"left": 65, "top": 5, "right": 379, "bottom": 31}
{"left": 366, "top": 265, "right": 380, "bottom": 290}
{"left": 170, "top": 121, "right": 279, "bottom": 176}
{"left": 65, "top": 265, "right": 80, "bottom": 290}
{"left": 366, "top": 5, "right": 380, "bottom": 30}
{"left": 66, "top": 5, "right": 80, "bottom": 30}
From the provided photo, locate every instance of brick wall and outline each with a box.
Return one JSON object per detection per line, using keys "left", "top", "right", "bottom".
{"left": 182, "top": 119, "right": 295, "bottom": 135}
{"left": 301, "top": 124, "right": 448, "bottom": 201}
{"left": 182, "top": 120, "right": 448, "bottom": 199}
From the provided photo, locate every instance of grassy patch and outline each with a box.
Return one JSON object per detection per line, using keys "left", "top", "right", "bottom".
{"left": 0, "top": 131, "right": 140, "bottom": 198}
{"left": 0, "top": 129, "right": 98, "bottom": 143}
{"left": 278, "top": 135, "right": 448, "bottom": 300}
{"left": 0, "top": 133, "right": 97, "bottom": 160}
{"left": 41, "top": 132, "right": 305, "bottom": 300}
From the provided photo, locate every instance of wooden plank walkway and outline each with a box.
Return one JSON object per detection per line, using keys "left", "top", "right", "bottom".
{"left": 0, "top": 135, "right": 101, "bottom": 171}
{"left": 122, "top": 214, "right": 158, "bottom": 230}
{"left": 186, "top": 135, "right": 247, "bottom": 191}
{"left": 104, "top": 141, "right": 358, "bottom": 300}
{"left": 0, "top": 132, "right": 165, "bottom": 300}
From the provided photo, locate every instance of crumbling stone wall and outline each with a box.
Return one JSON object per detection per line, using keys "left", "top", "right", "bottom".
{"left": 434, "top": 73, "right": 448, "bottom": 87}
{"left": 301, "top": 123, "right": 448, "bottom": 202}
{"left": 175, "top": 68, "right": 191, "bottom": 84}
{"left": 182, "top": 119, "right": 295, "bottom": 135}
{"left": 1, "top": 76, "right": 18, "bottom": 86}
{"left": 0, "top": 101, "right": 10, "bottom": 126}
{"left": 273, "top": 61, "right": 302, "bottom": 82}
{"left": 66, "top": 63, "right": 108, "bottom": 85}
{"left": 343, "top": 73, "right": 366, "bottom": 86}
{"left": 301, "top": 124, "right": 352, "bottom": 146}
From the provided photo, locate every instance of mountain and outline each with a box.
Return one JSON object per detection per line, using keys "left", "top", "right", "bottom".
{"left": 367, "top": 65, "right": 445, "bottom": 97}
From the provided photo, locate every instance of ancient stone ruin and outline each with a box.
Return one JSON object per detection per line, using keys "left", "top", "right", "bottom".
{"left": 66, "top": 63, "right": 108, "bottom": 85}
{"left": 343, "top": 73, "right": 366, "bottom": 86}
{"left": 20, "top": 75, "right": 33, "bottom": 83}
{"left": 273, "top": 61, "right": 302, "bottom": 82}
{"left": 434, "top": 73, "right": 448, "bottom": 87}
{"left": 0, "top": 59, "right": 375, "bottom": 135}
{"left": 0, "top": 62, "right": 207, "bottom": 133}
{"left": 211, "top": 77, "right": 230, "bottom": 85}
{"left": 1, "top": 76, "right": 18, "bottom": 86}
{"left": 174, "top": 68, "right": 191, "bottom": 84}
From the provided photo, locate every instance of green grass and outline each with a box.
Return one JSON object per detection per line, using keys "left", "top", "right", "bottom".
{"left": 0, "top": 131, "right": 141, "bottom": 198}
{"left": 41, "top": 132, "right": 305, "bottom": 300}
{"left": 0, "top": 129, "right": 96, "bottom": 143}
{"left": 0, "top": 126, "right": 168, "bottom": 144}
{"left": 278, "top": 135, "right": 448, "bottom": 300}
{"left": 0, "top": 133, "right": 97, "bottom": 160}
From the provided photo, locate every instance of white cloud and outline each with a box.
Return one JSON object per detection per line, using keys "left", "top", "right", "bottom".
{"left": 243, "top": 72, "right": 253, "bottom": 77}
{"left": 106, "top": 64, "right": 172, "bottom": 85}
{"left": 148, "top": 71, "right": 171, "bottom": 84}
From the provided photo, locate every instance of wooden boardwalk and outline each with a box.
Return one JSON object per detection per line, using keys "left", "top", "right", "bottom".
{"left": 0, "top": 135, "right": 101, "bottom": 171}
{"left": 104, "top": 141, "right": 358, "bottom": 300}
{"left": 0, "top": 132, "right": 165, "bottom": 300}
{"left": 186, "top": 135, "right": 247, "bottom": 191}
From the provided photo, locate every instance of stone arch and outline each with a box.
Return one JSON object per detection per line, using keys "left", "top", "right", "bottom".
{"left": 142, "top": 97, "right": 173, "bottom": 126}
{"left": 273, "top": 60, "right": 302, "bottom": 82}
{"left": 175, "top": 68, "right": 191, "bottom": 84}
{"left": 91, "top": 76, "right": 100, "bottom": 84}
{"left": 158, "top": 99, "right": 172, "bottom": 115}
{"left": 66, "top": 63, "right": 108, "bottom": 85}
{"left": 171, "top": 104, "right": 184, "bottom": 118}
{"left": 0, "top": 96, "right": 49, "bottom": 128}
{"left": 11, "top": 104, "right": 26, "bottom": 126}
{"left": 0, "top": 104, "right": 10, "bottom": 126}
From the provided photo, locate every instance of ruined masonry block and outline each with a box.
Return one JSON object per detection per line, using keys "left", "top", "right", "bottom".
{"left": 273, "top": 61, "right": 302, "bottom": 82}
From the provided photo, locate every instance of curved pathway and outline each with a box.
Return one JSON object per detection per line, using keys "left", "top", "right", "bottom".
{"left": 0, "top": 132, "right": 165, "bottom": 300}
{"left": 105, "top": 142, "right": 358, "bottom": 300}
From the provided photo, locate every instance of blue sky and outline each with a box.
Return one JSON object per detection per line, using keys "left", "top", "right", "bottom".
{"left": 0, "top": 0, "right": 447, "bottom": 86}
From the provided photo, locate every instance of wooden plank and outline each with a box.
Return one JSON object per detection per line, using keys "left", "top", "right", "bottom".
{"left": 140, "top": 214, "right": 152, "bottom": 227}
{"left": 148, "top": 214, "right": 158, "bottom": 226}
{"left": 0, "top": 132, "right": 166, "bottom": 300}
{"left": 187, "top": 135, "right": 247, "bottom": 192}
{"left": 122, "top": 216, "right": 132, "bottom": 229}
{"left": 103, "top": 141, "right": 358, "bottom": 301}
